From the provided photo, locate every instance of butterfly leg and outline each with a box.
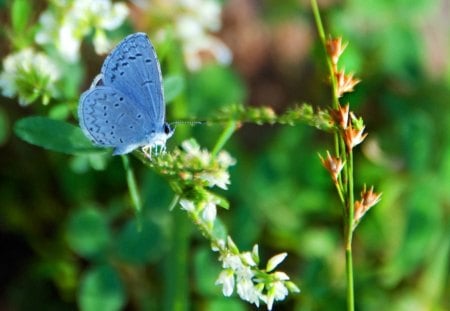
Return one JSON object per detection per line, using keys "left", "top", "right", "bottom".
{"left": 142, "top": 145, "right": 152, "bottom": 159}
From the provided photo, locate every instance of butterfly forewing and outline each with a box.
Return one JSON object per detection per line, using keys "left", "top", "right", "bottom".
{"left": 100, "top": 33, "right": 165, "bottom": 126}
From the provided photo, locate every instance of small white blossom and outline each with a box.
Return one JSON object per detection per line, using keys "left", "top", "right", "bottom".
{"left": 166, "top": 0, "right": 232, "bottom": 71}
{"left": 179, "top": 198, "right": 195, "bottom": 212}
{"left": 215, "top": 269, "right": 234, "bottom": 296}
{"left": 217, "top": 151, "right": 236, "bottom": 168}
{"left": 266, "top": 281, "right": 289, "bottom": 310}
{"left": 240, "top": 252, "right": 257, "bottom": 267}
{"left": 273, "top": 271, "right": 290, "bottom": 281}
{"left": 202, "top": 198, "right": 217, "bottom": 223}
{"left": 182, "top": 140, "right": 211, "bottom": 165}
{"left": 0, "top": 49, "right": 60, "bottom": 106}
{"left": 199, "top": 170, "right": 231, "bottom": 189}
{"left": 236, "top": 277, "right": 261, "bottom": 307}
{"left": 222, "top": 253, "right": 242, "bottom": 271}
{"left": 35, "top": 0, "right": 129, "bottom": 62}
{"left": 266, "top": 253, "right": 288, "bottom": 272}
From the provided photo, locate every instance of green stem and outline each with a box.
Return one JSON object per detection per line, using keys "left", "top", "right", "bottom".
{"left": 121, "top": 155, "right": 142, "bottom": 230}
{"left": 345, "top": 150, "right": 355, "bottom": 311}
{"left": 345, "top": 247, "right": 354, "bottom": 311}
{"left": 211, "top": 120, "right": 237, "bottom": 157}
{"left": 311, "top": 1, "right": 355, "bottom": 310}
{"left": 164, "top": 209, "right": 190, "bottom": 311}
{"left": 311, "top": 0, "right": 340, "bottom": 110}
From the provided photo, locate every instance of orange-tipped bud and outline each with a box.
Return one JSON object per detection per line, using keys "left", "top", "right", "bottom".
{"left": 330, "top": 104, "right": 350, "bottom": 129}
{"left": 344, "top": 125, "right": 368, "bottom": 151}
{"left": 354, "top": 185, "right": 382, "bottom": 223}
{"left": 335, "top": 70, "right": 360, "bottom": 97}
{"left": 326, "top": 37, "right": 348, "bottom": 67}
{"left": 319, "top": 151, "right": 345, "bottom": 183}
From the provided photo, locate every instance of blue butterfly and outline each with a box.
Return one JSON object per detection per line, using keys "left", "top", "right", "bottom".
{"left": 78, "top": 33, "right": 173, "bottom": 157}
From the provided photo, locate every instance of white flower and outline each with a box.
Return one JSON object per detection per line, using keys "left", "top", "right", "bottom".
{"left": 221, "top": 253, "right": 242, "bottom": 271}
{"left": 266, "top": 281, "right": 289, "bottom": 310}
{"left": 182, "top": 139, "right": 211, "bottom": 165}
{"left": 217, "top": 151, "right": 236, "bottom": 168}
{"left": 202, "top": 198, "right": 217, "bottom": 223}
{"left": 199, "top": 170, "right": 230, "bottom": 189}
{"left": 166, "top": 0, "right": 232, "bottom": 71}
{"left": 236, "top": 277, "right": 260, "bottom": 307}
{"left": 179, "top": 198, "right": 195, "bottom": 212}
{"left": 266, "top": 253, "right": 288, "bottom": 272}
{"left": 0, "top": 49, "right": 60, "bottom": 106}
{"left": 240, "top": 251, "right": 257, "bottom": 267}
{"left": 35, "top": 0, "right": 129, "bottom": 62}
{"left": 215, "top": 269, "right": 234, "bottom": 296}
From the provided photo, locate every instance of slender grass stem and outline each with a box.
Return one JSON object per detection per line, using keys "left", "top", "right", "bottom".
{"left": 211, "top": 120, "right": 237, "bottom": 157}
{"left": 121, "top": 155, "right": 142, "bottom": 230}
{"left": 311, "top": 1, "right": 355, "bottom": 310}
{"left": 311, "top": 0, "right": 340, "bottom": 110}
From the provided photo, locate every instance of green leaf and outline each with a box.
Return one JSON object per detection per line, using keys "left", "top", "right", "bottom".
{"left": 78, "top": 265, "right": 126, "bottom": 311}
{"left": 11, "top": 0, "right": 31, "bottom": 33}
{"left": 163, "top": 75, "right": 185, "bottom": 103}
{"left": 14, "top": 116, "right": 102, "bottom": 154}
{"left": 66, "top": 207, "right": 111, "bottom": 259}
{"left": 114, "top": 218, "right": 166, "bottom": 265}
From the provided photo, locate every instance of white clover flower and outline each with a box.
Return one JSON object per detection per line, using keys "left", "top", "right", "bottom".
{"left": 215, "top": 269, "right": 234, "bottom": 296}
{"left": 35, "top": 0, "right": 129, "bottom": 62}
{"left": 0, "top": 48, "right": 60, "bottom": 106}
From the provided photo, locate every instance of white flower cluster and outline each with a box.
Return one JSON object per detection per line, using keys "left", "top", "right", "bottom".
{"left": 181, "top": 140, "right": 235, "bottom": 190}
{"left": 177, "top": 0, "right": 232, "bottom": 70}
{"left": 215, "top": 238, "right": 300, "bottom": 310}
{"left": 0, "top": 48, "right": 60, "bottom": 106}
{"left": 170, "top": 140, "right": 299, "bottom": 309}
{"left": 35, "top": 0, "right": 129, "bottom": 62}
{"left": 154, "top": 0, "right": 232, "bottom": 71}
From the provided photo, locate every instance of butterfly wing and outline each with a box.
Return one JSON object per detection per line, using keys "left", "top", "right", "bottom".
{"left": 100, "top": 32, "right": 165, "bottom": 126}
{"left": 78, "top": 86, "right": 153, "bottom": 155}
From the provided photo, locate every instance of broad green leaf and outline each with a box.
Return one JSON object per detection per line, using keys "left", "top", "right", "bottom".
{"left": 14, "top": 116, "right": 101, "bottom": 154}
{"left": 114, "top": 218, "right": 166, "bottom": 265}
{"left": 78, "top": 265, "right": 126, "bottom": 311}
{"left": 66, "top": 207, "right": 111, "bottom": 258}
{"left": 163, "top": 75, "right": 185, "bottom": 103}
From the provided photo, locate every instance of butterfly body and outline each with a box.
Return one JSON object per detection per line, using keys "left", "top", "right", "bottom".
{"left": 78, "top": 33, "right": 173, "bottom": 156}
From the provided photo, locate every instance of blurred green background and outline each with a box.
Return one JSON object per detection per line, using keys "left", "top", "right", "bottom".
{"left": 0, "top": 0, "right": 449, "bottom": 310}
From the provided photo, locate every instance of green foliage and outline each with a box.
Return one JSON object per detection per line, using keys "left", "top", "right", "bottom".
{"left": 14, "top": 116, "right": 99, "bottom": 154}
{"left": 78, "top": 265, "right": 126, "bottom": 311}
{"left": 1, "top": 0, "right": 449, "bottom": 310}
{"left": 66, "top": 207, "right": 111, "bottom": 259}
{"left": 163, "top": 75, "right": 185, "bottom": 104}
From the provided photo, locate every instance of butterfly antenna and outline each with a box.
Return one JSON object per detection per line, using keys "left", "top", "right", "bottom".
{"left": 170, "top": 120, "right": 206, "bottom": 127}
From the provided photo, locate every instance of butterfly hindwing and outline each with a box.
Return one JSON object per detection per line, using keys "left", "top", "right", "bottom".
{"left": 78, "top": 86, "right": 150, "bottom": 150}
